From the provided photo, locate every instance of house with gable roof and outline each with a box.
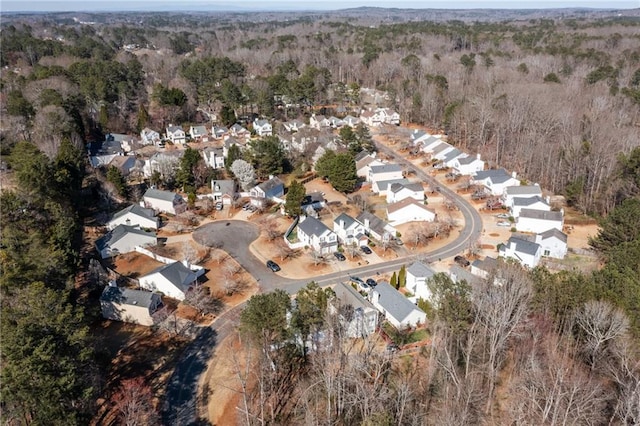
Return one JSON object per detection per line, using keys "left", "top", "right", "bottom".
{"left": 141, "top": 188, "right": 186, "bottom": 215}
{"left": 138, "top": 261, "right": 200, "bottom": 301}
{"left": 96, "top": 225, "right": 156, "bottom": 259}
{"left": 107, "top": 204, "right": 159, "bottom": 230}
{"left": 355, "top": 152, "right": 385, "bottom": 180}
{"left": 472, "top": 169, "right": 520, "bottom": 196}
{"left": 202, "top": 146, "right": 225, "bottom": 169}
{"left": 296, "top": 216, "right": 338, "bottom": 254}
{"left": 431, "top": 143, "right": 456, "bottom": 161}
{"left": 212, "top": 125, "right": 229, "bottom": 140}
{"left": 442, "top": 148, "right": 465, "bottom": 168}
{"left": 510, "top": 196, "right": 550, "bottom": 218}
{"left": 516, "top": 209, "right": 564, "bottom": 234}
{"left": 87, "top": 136, "right": 125, "bottom": 168}
{"left": 373, "top": 178, "right": 411, "bottom": 196}
{"left": 369, "top": 163, "right": 403, "bottom": 184}
{"left": 328, "top": 116, "right": 345, "bottom": 128}
{"left": 410, "top": 129, "right": 430, "bottom": 146}
{"left": 387, "top": 198, "right": 436, "bottom": 226}
{"left": 211, "top": 179, "right": 237, "bottom": 205}
{"left": 499, "top": 236, "right": 542, "bottom": 268}
{"left": 343, "top": 115, "right": 361, "bottom": 128}
{"left": 331, "top": 282, "right": 379, "bottom": 338}
{"left": 253, "top": 119, "right": 272, "bottom": 136}
{"left": 405, "top": 261, "right": 437, "bottom": 301}
{"left": 369, "top": 281, "right": 426, "bottom": 329}
{"left": 100, "top": 284, "right": 163, "bottom": 326}
{"left": 189, "top": 125, "right": 210, "bottom": 141}
{"left": 357, "top": 211, "right": 396, "bottom": 242}
{"left": 230, "top": 124, "right": 250, "bottom": 141}
{"left": 166, "top": 124, "right": 186, "bottom": 144}
{"left": 451, "top": 153, "right": 485, "bottom": 176}
{"left": 333, "top": 213, "right": 368, "bottom": 246}
{"left": 250, "top": 176, "right": 285, "bottom": 205}
{"left": 471, "top": 256, "right": 499, "bottom": 279}
{"left": 502, "top": 185, "right": 543, "bottom": 209}
{"left": 378, "top": 108, "right": 400, "bottom": 125}
{"left": 142, "top": 150, "right": 183, "bottom": 178}
{"left": 386, "top": 182, "right": 424, "bottom": 204}
{"left": 420, "top": 136, "right": 444, "bottom": 153}
{"left": 283, "top": 119, "right": 306, "bottom": 132}
{"left": 310, "top": 114, "right": 331, "bottom": 130}
{"left": 535, "top": 228, "right": 568, "bottom": 259}
{"left": 140, "top": 127, "right": 161, "bottom": 146}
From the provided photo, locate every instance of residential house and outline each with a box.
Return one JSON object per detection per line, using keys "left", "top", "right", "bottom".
{"left": 510, "top": 196, "right": 550, "bottom": 218}
{"left": 141, "top": 188, "right": 186, "bottom": 215}
{"left": 343, "top": 115, "right": 361, "bottom": 128}
{"left": 223, "top": 136, "right": 247, "bottom": 158}
{"left": 107, "top": 204, "right": 159, "bottom": 230}
{"left": 138, "top": 261, "right": 199, "bottom": 301}
{"left": 95, "top": 225, "right": 156, "bottom": 259}
{"left": 368, "top": 163, "right": 403, "bottom": 184}
{"left": 87, "top": 137, "right": 124, "bottom": 167}
{"left": 142, "top": 151, "right": 183, "bottom": 178}
{"left": 108, "top": 155, "right": 137, "bottom": 176}
{"left": 230, "top": 124, "right": 250, "bottom": 141}
{"left": 360, "top": 110, "right": 380, "bottom": 127}
{"left": 387, "top": 199, "right": 436, "bottom": 227}
{"left": 442, "top": 149, "right": 465, "bottom": 168}
{"left": 449, "top": 265, "right": 481, "bottom": 285}
{"left": 140, "top": 127, "right": 161, "bottom": 145}
{"left": 328, "top": 116, "right": 345, "bottom": 128}
{"left": 431, "top": 143, "right": 456, "bottom": 161}
{"left": 405, "top": 261, "right": 437, "bottom": 301}
{"left": 357, "top": 211, "right": 396, "bottom": 242}
{"left": 333, "top": 213, "right": 368, "bottom": 246}
{"left": 296, "top": 216, "right": 338, "bottom": 254}
{"left": 499, "top": 236, "right": 542, "bottom": 268}
{"left": 451, "top": 153, "right": 485, "bottom": 176}
{"left": 165, "top": 124, "right": 186, "bottom": 145}
{"left": 211, "top": 179, "right": 237, "bottom": 205}
{"left": 253, "top": 119, "right": 272, "bottom": 137}
{"left": 301, "top": 192, "right": 326, "bottom": 216}
{"left": 202, "top": 146, "right": 225, "bottom": 170}
{"left": 109, "top": 133, "right": 137, "bottom": 153}
{"left": 471, "top": 256, "right": 499, "bottom": 279}
{"left": 378, "top": 108, "right": 400, "bottom": 125}
{"left": 420, "top": 136, "right": 444, "bottom": 153}
{"left": 355, "top": 152, "right": 384, "bottom": 180}
{"left": 331, "top": 282, "right": 378, "bottom": 338}
{"left": 212, "top": 125, "right": 229, "bottom": 140}
{"left": 189, "top": 125, "right": 210, "bottom": 141}
{"left": 373, "top": 178, "right": 410, "bottom": 196}
{"left": 410, "top": 129, "right": 430, "bottom": 146}
{"left": 100, "top": 284, "right": 162, "bottom": 326}
{"left": 283, "top": 119, "right": 306, "bottom": 132}
{"left": 502, "top": 185, "right": 543, "bottom": 209}
{"left": 369, "top": 282, "right": 426, "bottom": 329}
{"left": 516, "top": 209, "right": 564, "bottom": 234}
{"left": 250, "top": 176, "right": 285, "bottom": 205}
{"left": 535, "top": 228, "right": 568, "bottom": 259}
{"left": 386, "top": 182, "right": 424, "bottom": 204}
{"left": 310, "top": 114, "right": 330, "bottom": 130}
{"left": 472, "top": 169, "right": 520, "bottom": 196}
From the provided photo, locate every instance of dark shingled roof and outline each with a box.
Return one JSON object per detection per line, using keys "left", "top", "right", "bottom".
{"left": 96, "top": 225, "right": 156, "bottom": 252}
{"left": 112, "top": 204, "right": 156, "bottom": 222}
{"left": 538, "top": 228, "right": 568, "bottom": 243}
{"left": 101, "top": 285, "right": 159, "bottom": 308}
{"left": 298, "top": 216, "right": 331, "bottom": 237}
{"left": 373, "top": 281, "right": 425, "bottom": 322}
{"left": 507, "top": 236, "right": 541, "bottom": 256}
{"left": 143, "top": 262, "right": 198, "bottom": 294}
{"left": 519, "top": 209, "right": 563, "bottom": 221}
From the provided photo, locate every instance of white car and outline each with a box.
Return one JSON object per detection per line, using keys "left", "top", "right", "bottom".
{"left": 497, "top": 221, "right": 511, "bottom": 227}
{"left": 496, "top": 213, "right": 509, "bottom": 219}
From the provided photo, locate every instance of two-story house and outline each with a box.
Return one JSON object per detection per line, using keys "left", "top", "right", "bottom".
{"left": 166, "top": 124, "right": 186, "bottom": 145}
{"left": 296, "top": 216, "right": 338, "bottom": 255}
{"left": 253, "top": 119, "right": 273, "bottom": 137}
{"left": 202, "top": 147, "right": 225, "bottom": 169}
{"left": 141, "top": 188, "right": 186, "bottom": 215}
{"left": 333, "top": 213, "right": 368, "bottom": 246}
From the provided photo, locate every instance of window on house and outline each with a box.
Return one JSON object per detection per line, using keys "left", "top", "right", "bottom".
{"left": 544, "top": 250, "right": 550, "bottom": 256}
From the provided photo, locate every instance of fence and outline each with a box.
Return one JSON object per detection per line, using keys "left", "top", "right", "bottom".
{"left": 284, "top": 216, "right": 305, "bottom": 250}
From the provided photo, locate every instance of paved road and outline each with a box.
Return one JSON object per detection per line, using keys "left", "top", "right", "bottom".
{"left": 162, "top": 138, "right": 484, "bottom": 425}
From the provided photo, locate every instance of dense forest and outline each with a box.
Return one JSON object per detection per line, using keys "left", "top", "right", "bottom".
{"left": 0, "top": 8, "right": 639, "bottom": 425}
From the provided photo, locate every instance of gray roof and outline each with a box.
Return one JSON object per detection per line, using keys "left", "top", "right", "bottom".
{"left": 101, "top": 285, "right": 159, "bottom": 308}
{"left": 144, "top": 262, "right": 197, "bottom": 293}
{"left": 333, "top": 282, "right": 376, "bottom": 311}
{"left": 373, "top": 281, "right": 425, "bottom": 322}
{"left": 423, "top": 136, "right": 441, "bottom": 146}
{"left": 376, "top": 178, "right": 410, "bottom": 192}
{"left": 96, "top": 225, "right": 156, "bottom": 251}
{"left": 204, "top": 146, "right": 224, "bottom": 155}
{"left": 443, "top": 148, "right": 463, "bottom": 162}
{"left": 370, "top": 164, "right": 402, "bottom": 175}
{"left": 354, "top": 150, "right": 371, "bottom": 162}
{"left": 224, "top": 136, "right": 242, "bottom": 147}
{"left": 406, "top": 261, "right": 436, "bottom": 279}
{"left": 144, "top": 188, "right": 180, "bottom": 202}
{"left": 539, "top": 228, "right": 568, "bottom": 243}
{"left": 298, "top": 216, "right": 331, "bottom": 238}
{"left": 167, "top": 125, "right": 182, "bottom": 133}
{"left": 254, "top": 119, "right": 270, "bottom": 127}
{"left": 449, "top": 265, "right": 481, "bottom": 284}
{"left": 390, "top": 182, "right": 423, "bottom": 194}
{"left": 507, "top": 236, "right": 541, "bottom": 256}
{"left": 87, "top": 139, "right": 123, "bottom": 156}
{"left": 112, "top": 204, "right": 156, "bottom": 222}
{"left": 230, "top": 124, "right": 247, "bottom": 132}
{"left": 471, "top": 256, "right": 498, "bottom": 272}
{"left": 356, "top": 212, "right": 390, "bottom": 236}
{"left": 473, "top": 168, "right": 510, "bottom": 181}
{"left": 191, "top": 125, "right": 208, "bottom": 135}
{"left": 258, "top": 176, "right": 284, "bottom": 192}
{"left": 513, "top": 196, "right": 548, "bottom": 207}
{"left": 505, "top": 185, "right": 542, "bottom": 196}
{"left": 455, "top": 154, "right": 474, "bottom": 165}
{"left": 334, "top": 213, "right": 358, "bottom": 229}
{"left": 519, "top": 209, "right": 563, "bottom": 221}
{"left": 430, "top": 142, "right": 451, "bottom": 155}
{"left": 213, "top": 126, "right": 228, "bottom": 135}
{"left": 410, "top": 130, "right": 427, "bottom": 141}
{"left": 211, "top": 180, "right": 236, "bottom": 195}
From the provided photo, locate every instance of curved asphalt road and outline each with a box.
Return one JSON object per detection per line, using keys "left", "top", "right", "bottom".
{"left": 162, "top": 141, "right": 483, "bottom": 425}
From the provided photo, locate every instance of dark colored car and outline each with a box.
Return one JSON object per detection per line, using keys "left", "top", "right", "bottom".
{"left": 334, "top": 252, "right": 346, "bottom": 261}
{"left": 360, "top": 246, "right": 372, "bottom": 255}
{"left": 366, "top": 278, "right": 377, "bottom": 287}
{"left": 266, "top": 260, "right": 281, "bottom": 272}
{"left": 454, "top": 255, "right": 470, "bottom": 267}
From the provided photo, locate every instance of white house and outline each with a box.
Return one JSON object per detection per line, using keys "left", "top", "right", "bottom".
{"left": 108, "top": 155, "right": 137, "bottom": 176}
{"left": 230, "top": 124, "right": 250, "bottom": 141}
{"left": 202, "top": 147, "right": 225, "bottom": 169}
{"left": 502, "top": 185, "right": 543, "bottom": 209}
{"left": 409, "top": 129, "right": 430, "bottom": 146}
{"left": 536, "top": 228, "right": 568, "bottom": 259}
{"left": 107, "top": 204, "right": 159, "bottom": 230}
{"left": 95, "top": 225, "right": 156, "bottom": 259}
{"left": 331, "top": 282, "right": 378, "bottom": 338}
{"left": 142, "top": 151, "right": 183, "bottom": 178}
{"left": 212, "top": 125, "right": 229, "bottom": 140}
{"left": 333, "top": 213, "right": 368, "bottom": 246}
{"left": 405, "top": 261, "right": 437, "bottom": 302}
{"left": 138, "top": 261, "right": 200, "bottom": 301}
{"left": 386, "top": 182, "right": 424, "bottom": 204}
{"left": 421, "top": 136, "right": 444, "bottom": 154}
{"left": 140, "top": 128, "right": 161, "bottom": 145}
{"left": 355, "top": 153, "right": 384, "bottom": 180}
{"left": 378, "top": 108, "right": 400, "bottom": 125}
{"left": 373, "top": 178, "right": 410, "bottom": 196}
{"left": 499, "top": 236, "right": 542, "bottom": 268}
{"left": 470, "top": 256, "right": 499, "bottom": 279}
{"left": 189, "top": 125, "right": 210, "bottom": 141}
{"left": 387, "top": 198, "right": 436, "bottom": 227}
{"left": 472, "top": 169, "right": 520, "bottom": 196}
{"left": 283, "top": 120, "right": 306, "bottom": 132}
{"left": 310, "top": 114, "right": 331, "bottom": 130}
{"left": 253, "top": 119, "right": 272, "bottom": 136}
{"left": 357, "top": 212, "right": 396, "bottom": 242}
{"left": 343, "top": 115, "right": 361, "bottom": 128}
{"left": 442, "top": 148, "right": 465, "bottom": 168}
{"left": 516, "top": 209, "right": 564, "bottom": 234}
{"left": 510, "top": 196, "right": 550, "bottom": 218}
{"left": 249, "top": 176, "right": 285, "bottom": 205}
{"left": 87, "top": 138, "right": 124, "bottom": 168}
{"left": 328, "top": 116, "right": 345, "bottom": 128}
{"left": 211, "top": 179, "right": 237, "bottom": 205}
{"left": 431, "top": 143, "right": 456, "bottom": 161}
{"left": 141, "top": 188, "right": 186, "bottom": 215}
{"left": 451, "top": 153, "right": 485, "bottom": 176}
{"left": 369, "top": 163, "right": 403, "bottom": 184}
{"left": 369, "top": 282, "right": 426, "bottom": 329}
{"left": 165, "top": 124, "right": 186, "bottom": 144}
{"left": 100, "top": 284, "right": 162, "bottom": 326}
{"left": 360, "top": 110, "right": 382, "bottom": 127}
{"left": 296, "top": 216, "right": 338, "bottom": 255}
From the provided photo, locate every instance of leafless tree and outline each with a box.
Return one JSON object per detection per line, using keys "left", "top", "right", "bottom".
{"left": 184, "top": 283, "right": 223, "bottom": 316}
{"left": 309, "top": 250, "right": 328, "bottom": 266}
{"left": 343, "top": 244, "right": 361, "bottom": 260}
{"left": 111, "top": 377, "right": 159, "bottom": 426}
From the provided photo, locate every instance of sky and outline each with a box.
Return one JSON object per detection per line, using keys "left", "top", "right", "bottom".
{"left": 2, "top": 0, "right": 639, "bottom": 12}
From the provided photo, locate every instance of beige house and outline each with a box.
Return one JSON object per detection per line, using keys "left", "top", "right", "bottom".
{"left": 100, "top": 284, "right": 162, "bottom": 326}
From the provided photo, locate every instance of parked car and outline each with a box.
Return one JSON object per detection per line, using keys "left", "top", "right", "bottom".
{"left": 497, "top": 221, "right": 511, "bottom": 227}
{"left": 266, "top": 260, "right": 281, "bottom": 272}
{"left": 454, "top": 255, "right": 470, "bottom": 267}
{"left": 334, "top": 252, "right": 346, "bottom": 261}
{"left": 215, "top": 202, "right": 223, "bottom": 210}
{"left": 433, "top": 162, "right": 446, "bottom": 170}
{"left": 350, "top": 276, "right": 368, "bottom": 291}
{"left": 496, "top": 213, "right": 509, "bottom": 219}
{"left": 366, "top": 278, "right": 377, "bottom": 287}
{"left": 360, "top": 246, "right": 372, "bottom": 255}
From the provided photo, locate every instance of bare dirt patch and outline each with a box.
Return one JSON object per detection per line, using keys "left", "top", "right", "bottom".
{"left": 112, "top": 252, "right": 166, "bottom": 278}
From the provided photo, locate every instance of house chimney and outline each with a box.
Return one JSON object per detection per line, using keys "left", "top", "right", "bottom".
{"left": 269, "top": 175, "right": 274, "bottom": 180}
{"left": 181, "top": 259, "right": 191, "bottom": 269}
{"left": 108, "top": 280, "right": 118, "bottom": 287}
{"left": 340, "top": 219, "right": 345, "bottom": 229}
{"left": 364, "top": 218, "right": 370, "bottom": 228}
{"left": 476, "top": 153, "right": 481, "bottom": 160}
{"left": 546, "top": 196, "right": 550, "bottom": 204}
{"left": 512, "top": 171, "right": 517, "bottom": 179}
